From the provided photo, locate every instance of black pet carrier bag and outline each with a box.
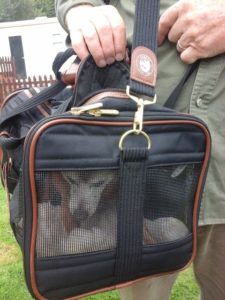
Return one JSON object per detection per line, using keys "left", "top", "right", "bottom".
{"left": 0, "top": 0, "right": 211, "bottom": 299}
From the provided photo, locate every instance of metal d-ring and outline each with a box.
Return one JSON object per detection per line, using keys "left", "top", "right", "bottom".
{"left": 119, "top": 129, "right": 151, "bottom": 151}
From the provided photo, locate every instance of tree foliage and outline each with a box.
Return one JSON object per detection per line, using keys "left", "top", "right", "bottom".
{"left": 0, "top": 0, "right": 55, "bottom": 22}
{"left": 34, "top": 0, "right": 55, "bottom": 18}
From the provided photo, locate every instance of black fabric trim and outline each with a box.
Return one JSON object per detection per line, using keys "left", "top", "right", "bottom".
{"left": 114, "top": 148, "right": 148, "bottom": 282}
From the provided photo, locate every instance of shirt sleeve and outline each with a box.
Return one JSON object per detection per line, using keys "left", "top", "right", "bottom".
{"left": 55, "top": 0, "right": 105, "bottom": 32}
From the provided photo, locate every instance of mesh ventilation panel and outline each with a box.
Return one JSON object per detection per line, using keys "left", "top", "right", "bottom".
{"left": 143, "top": 164, "right": 201, "bottom": 245}
{"left": 35, "top": 163, "right": 201, "bottom": 258}
{"left": 35, "top": 170, "right": 118, "bottom": 258}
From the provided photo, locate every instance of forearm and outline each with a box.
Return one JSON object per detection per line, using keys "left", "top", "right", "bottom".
{"left": 55, "top": 0, "right": 104, "bottom": 31}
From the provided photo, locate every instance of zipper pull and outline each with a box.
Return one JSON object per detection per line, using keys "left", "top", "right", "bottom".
{"left": 70, "top": 103, "right": 119, "bottom": 117}
{"left": 70, "top": 103, "right": 103, "bottom": 115}
{"left": 88, "top": 108, "right": 119, "bottom": 117}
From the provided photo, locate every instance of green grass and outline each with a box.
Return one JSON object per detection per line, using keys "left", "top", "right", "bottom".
{"left": 0, "top": 185, "right": 200, "bottom": 300}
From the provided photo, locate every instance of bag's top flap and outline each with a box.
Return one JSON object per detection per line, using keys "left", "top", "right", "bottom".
{"left": 73, "top": 56, "right": 130, "bottom": 106}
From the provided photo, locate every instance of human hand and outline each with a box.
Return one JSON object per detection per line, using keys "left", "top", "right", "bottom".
{"left": 66, "top": 5, "right": 126, "bottom": 67}
{"left": 158, "top": 0, "right": 225, "bottom": 64}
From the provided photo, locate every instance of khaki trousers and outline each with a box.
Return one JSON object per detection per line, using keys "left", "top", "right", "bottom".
{"left": 119, "top": 224, "right": 225, "bottom": 300}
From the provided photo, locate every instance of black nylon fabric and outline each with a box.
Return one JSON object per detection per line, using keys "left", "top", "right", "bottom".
{"left": 73, "top": 56, "right": 130, "bottom": 106}
{"left": 0, "top": 87, "right": 72, "bottom": 196}
{"left": 34, "top": 121, "right": 206, "bottom": 170}
{"left": 0, "top": 87, "right": 72, "bottom": 150}
{"left": 114, "top": 148, "right": 148, "bottom": 282}
{"left": 35, "top": 236, "right": 192, "bottom": 300}
{"left": 0, "top": 81, "right": 66, "bottom": 127}
{"left": 130, "top": 0, "right": 160, "bottom": 97}
{"left": 52, "top": 48, "right": 75, "bottom": 80}
{"left": 132, "top": 0, "right": 159, "bottom": 55}
{"left": 24, "top": 108, "right": 209, "bottom": 300}
{"left": 16, "top": 98, "right": 210, "bottom": 300}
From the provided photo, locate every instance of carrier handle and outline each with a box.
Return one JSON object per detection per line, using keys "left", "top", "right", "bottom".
{"left": 0, "top": 48, "right": 79, "bottom": 127}
{"left": 0, "top": 80, "right": 66, "bottom": 127}
{"left": 0, "top": 134, "right": 21, "bottom": 149}
{"left": 0, "top": 88, "right": 73, "bottom": 149}
{"left": 52, "top": 47, "right": 75, "bottom": 79}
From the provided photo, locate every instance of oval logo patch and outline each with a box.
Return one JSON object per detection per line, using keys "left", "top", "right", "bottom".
{"left": 136, "top": 54, "right": 153, "bottom": 77}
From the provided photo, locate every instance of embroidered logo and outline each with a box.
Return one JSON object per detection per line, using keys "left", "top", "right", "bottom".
{"left": 136, "top": 54, "right": 153, "bottom": 77}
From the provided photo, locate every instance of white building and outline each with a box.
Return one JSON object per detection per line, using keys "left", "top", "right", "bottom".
{"left": 0, "top": 17, "right": 67, "bottom": 78}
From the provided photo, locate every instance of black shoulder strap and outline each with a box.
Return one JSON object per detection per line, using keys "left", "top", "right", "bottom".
{"left": 129, "top": 0, "right": 160, "bottom": 98}
{"left": 164, "top": 61, "right": 199, "bottom": 109}
{"left": 130, "top": 0, "right": 199, "bottom": 110}
{"left": 0, "top": 80, "right": 66, "bottom": 127}
{"left": 0, "top": 49, "right": 76, "bottom": 127}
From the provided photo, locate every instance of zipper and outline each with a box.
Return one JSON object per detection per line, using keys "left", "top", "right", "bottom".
{"left": 81, "top": 90, "right": 129, "bottom": 106}
{"left": 70, "top": 102, "right": 120, "bottom": 117}
{"left": 70, "top": 90, "right": 130, "bottom": 117}
{"left": 75, "top": 87, "right": 129, "bottom": 108}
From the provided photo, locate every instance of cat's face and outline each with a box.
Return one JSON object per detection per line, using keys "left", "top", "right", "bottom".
{"left": 62, "top": 171, "right": 115, "bottom": 222}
